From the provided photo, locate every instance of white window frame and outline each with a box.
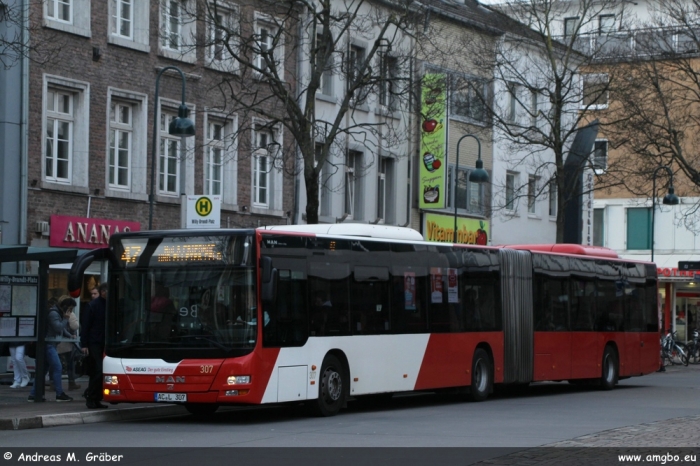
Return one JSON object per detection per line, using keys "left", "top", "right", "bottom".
{"left": 505, "top": 172, "right": 517, "bottom": 212}
{"left": 105, "top": 88, "right": 148, "bottom": 201}
{"left": 380, "top": 54, "right": 399, "bottom": 111}
{"left": 564, "top": 17, "right": 579, "bottom": 38}
{"left": 205, "top": 122, "right": 224, "bottom": 196}
{"left": 206, "top": 2, "right": 239, "bottom": 73}
{"left": 451, "top": 76, "right": 489, "bottom": 124}
{"left": 448, "top": 165, "right": 484, "bottom": 215}
{"left": 112, "top": 0, "right": 133, "bottom": 39}
{"left": 109, "top": 0, "right": 149, "bottom": 52}
{"left": 530, "top": 89, "right": 539, "bottom": 127}
{"left": 581, "top": 74, "right": 609, "bottom": 110}
{"left": 598, "top": 14, "right": 615, "bottom": 35}
{"left": 506, "top": 81, "right": 519, "bottom": 123}
{"left": 377, "top": 158, "right": 387, "bottom": 222}
{"left": 204, "top": 113, "right": 237, "bottom": 207}
{"left": 347, "top": 42, "right": 369, "bottom": 106}
{"left": 315, "top": 32, "right": 334, "bottom": 97}
{"left": 528, "top": 175, "right": 538, "bottom": 215}
{"left": 253, "top": 13, "right": 284, "bottom": 80}
{"left": 250, "top": 123, "right": 282, "bottom": 212}
{"left": 42, "top": 75, "right": 90, "bottom": 192}
{"left": 158, "top": 109, "right": 182, "bottom": 196}
{"left": 345, "top": 150, "right": 364, "bottom": 220}
{"left": 44, "top": 0, "right": 90, "bottom": 38}
{"left": 108, "top": 101, "right": 133, "bottom": 190}
{"left": 593, "top": 139, "right": 608, "bottom": 173}
{"left": 159, "top": 0, "right": 196, "bottom": 63}
{"left": 45, "top": 89, "right": 74, "bottom": 184}
{"left": 548, "top": 177, "right": 557, "bottom": 217}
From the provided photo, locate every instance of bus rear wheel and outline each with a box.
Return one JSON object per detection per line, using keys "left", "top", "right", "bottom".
{"left": 470, "top": 348, "right": 493, "bottom": 402}
{"left": 600, "top": 346, "right": 619, "bottom": 391}
{"left": 185, "top": 403, "right": 219, "bottom": 417}
{"left": 312, "top": 354, "right": 346, "bottom": 417}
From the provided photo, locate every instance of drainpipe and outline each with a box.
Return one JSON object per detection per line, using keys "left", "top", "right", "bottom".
{"left": 19, "top": 0, "right": 30, "bottom": 254}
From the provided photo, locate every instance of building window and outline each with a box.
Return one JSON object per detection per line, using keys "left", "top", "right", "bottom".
{"left": 111, "top": 0, "right": 132, "bottom": 39}
{"left": 159, "top": 0, "right": 196, "bottom": 62}
{"left": 564, "top": 17, "right": 579, "bottom": 38}
{"left": 528, "top": 175, "right": 537, "bottom": 214}
{"left": 548, "top": 178, "right": 557, "bottom": 217}
{"left": 582, "top": 74, "right": 609, "bottom": 109}
{"left": 345, "top": 150, "right": 363, "bottom": 220}
{"left": 47, "top": 0, "right": 71, "bottom": 23}
{"left": 530, "top": 90, "right": 539, "bottom": 127}
{"left": 205, "top": 122, "right": 224, "bottom": 196}
{"left": 452, "top": 77, "right": 488, "bottom": 123}
{"left": 598, "top": 14, "right": 615, "bottom": 35}
{"left": 448, "top": 165, "right": 484, "bottom": 214}
{"left": 253, "top": 16, "right": 282, "bottom": 77}
{"left": 159, "top": 110, "right": 181, "bottom": 195}
{"left": 207, "top": 3, "right": 238, "bottom": 72}
{"left": 315, "top": 145, "right": 332, "bottom": 217}
{"left": 507, "top": 82, "right": 518, "bottom": 123}
{"left": 505, "top": 172, "right": 516, "bottom": 211}
{"left": 45, "top": 90, "right": 73, "bottom": 183}
{"left": 380, "top": 55, "right": 399, "bottom": 111}
{"left": 108, "top": 101, "right": 132, "bottom": 190}
{"left": 593, "top": 208, "right": 604, "bottom": 246}
{"left": 377, "top": 157, "right": 395, "bottom": 222}
{"left": 44, "top": 0, "right": 90, "bottom": 37}
{"left": 626, "top": 207, "right": 651, "bottom": 250}
{"left": 253, "top": 129, "right": 272, "bottom": 208}
{"left": 593, "top": 140, "right": 608, "bottom": 171}
{"left": 348, "top": 44, "right": 368, "bottom": 103}
{"left": 315, "top": 33, "right": 333, "bottom": 96}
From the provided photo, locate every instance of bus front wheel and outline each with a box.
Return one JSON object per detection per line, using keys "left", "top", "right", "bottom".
{"left": 600, "top": 346, "right": 619, "bottom": 390}
{"left": 312, "top": 354, "right": 346, "bottom": 417}
{"left": 470, "top": 348, "right": 493, "bottom": 402}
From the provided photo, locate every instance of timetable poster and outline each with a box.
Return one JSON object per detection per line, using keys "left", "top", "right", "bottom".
{"left": 0, "top": 275, "right": 38, "bottom": 338}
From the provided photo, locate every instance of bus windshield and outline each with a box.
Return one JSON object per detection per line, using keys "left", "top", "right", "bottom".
{"left": 106, "top": 233, "right": 257, "bottom": 360}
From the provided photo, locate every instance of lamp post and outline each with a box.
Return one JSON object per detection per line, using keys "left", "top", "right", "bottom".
{"left": 148, "top": 66, "right": 196, "bottom": 230}
{"left": 650, "top": 165, "right": 680, "bottom": 262}
{"left": 454, "top": 134, "right": 490, "bottom": 243}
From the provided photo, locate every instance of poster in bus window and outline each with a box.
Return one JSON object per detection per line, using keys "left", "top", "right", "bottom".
{"left": 430, "top": 268, "right": 443, "bottom": 303}
{"left": 404, "top": 272, "right": 416, "bottom": 311}
{"left": 447, "top": 268, "right": 458, "bottom": 303}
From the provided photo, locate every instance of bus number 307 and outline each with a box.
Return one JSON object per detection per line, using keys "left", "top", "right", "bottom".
{"left": 200, "top": 365, "right": 213, "bottom": 374}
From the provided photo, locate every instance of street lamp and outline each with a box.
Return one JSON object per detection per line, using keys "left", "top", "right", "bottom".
{"left": 454, "top": 134, "right": 490, "bottom": 243}
{"left": 651, "top": 165, "right": 680, "bottom": 262}
{"left": 148, "top": 66, "right": 196, "bottom": 230}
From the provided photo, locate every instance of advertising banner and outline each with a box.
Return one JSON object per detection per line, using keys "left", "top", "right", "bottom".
{"left": 419, "top": 73, "right": 447, "bottom": 209}
{"left": 423, "top": 212, "right": 489, "bottom": 246}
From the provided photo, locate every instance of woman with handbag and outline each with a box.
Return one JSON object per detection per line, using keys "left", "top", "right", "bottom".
{"left": 57, "top": 295, "right": 81, "bottom": 391}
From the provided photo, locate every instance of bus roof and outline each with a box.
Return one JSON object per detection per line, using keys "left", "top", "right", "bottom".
{"left": 258, "top": 224, "right": 424, "bottom": 241}
{"left": 505, "top": 244, "right": 619, "bottom": 258}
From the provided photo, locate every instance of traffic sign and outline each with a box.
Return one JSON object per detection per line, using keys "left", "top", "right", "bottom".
{"left": 186, "top": 195, "right": 221, "bottom": 229}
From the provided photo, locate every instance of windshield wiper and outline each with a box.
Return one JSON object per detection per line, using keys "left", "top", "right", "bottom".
{"left": 176, "top": 335, "right": 231, "bottom": 351}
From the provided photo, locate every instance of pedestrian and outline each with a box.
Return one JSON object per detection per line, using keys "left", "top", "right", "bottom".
{"left": 56, "top": 295, "right": 81, "bottom": 391}
{"left": 28, "top": 297, "right": 76, "bottom": 402}
{"left": 8, "top": 341, "right": 30, "bottom": 388}
{"left": 81, "top": 283, "right": 107, "bottom": 409}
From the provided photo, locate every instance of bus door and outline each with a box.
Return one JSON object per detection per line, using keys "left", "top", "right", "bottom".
{"left": 533, "top": 275, "right": 571, "bottom": 381}
{"left": 570, "top": 279, "right": 600, "bottom": 379}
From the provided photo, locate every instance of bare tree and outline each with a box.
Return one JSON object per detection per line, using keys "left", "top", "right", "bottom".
{"left": 464, "top": 0, "right": 627, "bottom": 243}
{"left": 0, "top": 0, "right": 65, "bottom": 69}
{"left": 181, "top": 0, "right": 421, "bottom": 224}
{"left": 604, "top": 0, "right": 700, "bottom": 226}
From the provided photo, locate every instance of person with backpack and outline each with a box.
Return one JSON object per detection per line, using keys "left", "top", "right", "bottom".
{"left": 28, "top": 297, "right": 76, "bottom": 402}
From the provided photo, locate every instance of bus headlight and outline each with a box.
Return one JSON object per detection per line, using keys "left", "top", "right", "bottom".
{"left": 104, "top": 375, "right": 119, "bottom": 385}
{"left": 227, "top": 375, "right": 250, "bottom": 385}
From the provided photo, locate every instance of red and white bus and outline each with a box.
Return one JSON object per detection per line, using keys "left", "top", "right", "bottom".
{"left": 68, "top": 224, "right": 660, "bottom": 416}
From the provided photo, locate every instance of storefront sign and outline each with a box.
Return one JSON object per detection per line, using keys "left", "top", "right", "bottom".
{"left": 657, "top": 267, "right": 697, "bottom": 278}
{"left": 423, "top": 213, "right": 489, "bottom": 245}
{"left": 419, "top": 73, "right": 447, "bottom": 210}
{"left": 50, "top": 215, "right": 140, "bottom": 249}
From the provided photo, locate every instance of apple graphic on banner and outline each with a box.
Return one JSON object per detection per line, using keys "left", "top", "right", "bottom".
{"left": 432, "top": 159, "right": 441, "bottom": 170}
{"left": 422, "top": 119, "right": 438, "bottom": 133}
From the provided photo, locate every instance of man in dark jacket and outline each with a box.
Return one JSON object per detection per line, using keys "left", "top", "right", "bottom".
{"left": 81, "top": 283, "right": 107, "bottom": 409}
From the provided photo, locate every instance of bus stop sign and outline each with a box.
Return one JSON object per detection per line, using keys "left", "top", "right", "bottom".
{"left": 678, "top": 261, "right": 700, "bottom": 271}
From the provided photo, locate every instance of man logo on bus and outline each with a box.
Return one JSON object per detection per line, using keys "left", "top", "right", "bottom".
{"left": 196, "top": 197, "right": 213, "bottom": 217}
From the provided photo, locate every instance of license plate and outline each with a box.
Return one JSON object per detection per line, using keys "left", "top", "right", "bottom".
{"left": 154, "top": 393, "right": 187, "bottom": 402}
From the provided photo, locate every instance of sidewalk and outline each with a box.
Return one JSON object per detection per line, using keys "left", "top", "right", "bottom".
{"left": 0, "top": 373, "right": 187, "bottom": 430}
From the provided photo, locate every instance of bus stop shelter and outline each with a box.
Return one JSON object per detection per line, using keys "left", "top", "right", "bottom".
{"left": 0, "top": 245, "right": 85, "bottom": 402}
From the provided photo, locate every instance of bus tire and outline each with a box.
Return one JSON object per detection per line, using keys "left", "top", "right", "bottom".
{"left": 312, "top": 354, "right": 346, "bottom": 417}
{"left": 185, "top": 403, "right": 219, "bottom": 417}
{"left": 470, "top": 348, "right": 493, "bottom": 402}
{"left": 600, "top": 346, "right": 618, "bottom": 391}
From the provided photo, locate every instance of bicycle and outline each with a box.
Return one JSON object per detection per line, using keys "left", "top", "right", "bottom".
{"left": 685, "top": 329, "right": 700, "bottom": 364}
{"left": 661, "top": 329, "right": 689, "bottom": 366}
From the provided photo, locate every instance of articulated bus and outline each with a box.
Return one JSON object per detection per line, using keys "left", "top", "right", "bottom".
{"left": 68, "top": 224, "right": 660, "bottom": 416}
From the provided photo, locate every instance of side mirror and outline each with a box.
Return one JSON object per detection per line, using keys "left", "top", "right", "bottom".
{"left": 261, "top": 256, "right": 278, "bottom": 305}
